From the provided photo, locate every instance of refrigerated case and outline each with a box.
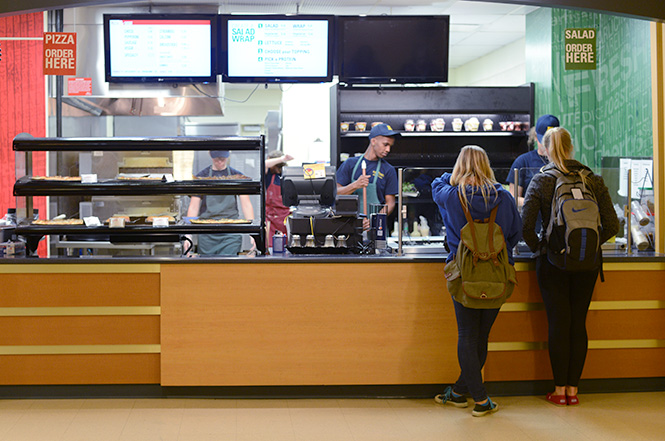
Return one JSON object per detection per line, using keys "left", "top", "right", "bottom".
{"left": 12, "top": 135, "right": 265, "bottom": 256}
{"left": 331, "top": 84, "right": 534, "bottom": 251}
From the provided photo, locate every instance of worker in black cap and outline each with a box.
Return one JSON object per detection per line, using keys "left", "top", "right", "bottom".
{"left": 186, "top": 150, "right": 255, "bottom": 256}
{"left": 336, "top": 123, "right": 400, "bottom": 227}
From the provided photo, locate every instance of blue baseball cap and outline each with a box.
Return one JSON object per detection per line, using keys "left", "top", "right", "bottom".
{"left": 210, "top": 150, "right": 230, "bottom": 158}
{"left": 368, "top": 123, "right": 400, "bottom": 139}
{"left": 535, "top": 114, "right": 560, "bottom": 143}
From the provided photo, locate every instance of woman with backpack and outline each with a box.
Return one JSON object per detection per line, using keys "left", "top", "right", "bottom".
{"left": 522, "top": 127, "right": 619, "bottom": 406}
{"left": 432, "top": 145, "right": 522, "bottom": 417}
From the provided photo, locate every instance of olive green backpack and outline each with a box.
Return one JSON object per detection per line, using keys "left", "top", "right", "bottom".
{"left": 444, "top": 198, "right": 517, "bottom": 309}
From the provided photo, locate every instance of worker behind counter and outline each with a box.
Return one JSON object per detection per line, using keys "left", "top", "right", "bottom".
{"left": 506, "top": 114, "right": 560, "bottom": 207}
{"left": 336, "top": 123, "right": 399, "bottom": 229}
{"left": 264, "top": 149, "right": 294, "bottom": 249}
{"left": 186, "top": 150, "right": 255, "bottom": 256}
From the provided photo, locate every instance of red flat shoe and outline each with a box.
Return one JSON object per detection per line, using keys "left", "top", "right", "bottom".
{"left": 566, "top": 395, "right": 579, "bottom": 405}
{"left": 546, "top": 392, "right": 567, "bottom": 406}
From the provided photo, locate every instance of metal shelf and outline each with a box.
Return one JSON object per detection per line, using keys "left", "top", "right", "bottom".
{"left": 13, "top": 135, "right": 263, "bottom": 152}
{"left": 16, "top": 222, "right": 263, "bottom": 236}
{"left": 13, "top": 176, "right": 261, "bottom": 197}
{"left": 341, "top": 131, "right": 526, "bottom": 137}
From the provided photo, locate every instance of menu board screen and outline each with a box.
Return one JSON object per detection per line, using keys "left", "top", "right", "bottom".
{"left": 222, "top": 15, "right": 334, "bottom": 83}
{"left": 104, "top": 14, "right": 217, "bottom": 83}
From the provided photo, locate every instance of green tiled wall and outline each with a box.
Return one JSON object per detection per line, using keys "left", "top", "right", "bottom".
{"left": 526, "top": 8, "right": 653, "bottom": 169}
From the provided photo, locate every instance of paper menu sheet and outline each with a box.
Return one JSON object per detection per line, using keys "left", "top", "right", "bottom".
{"left": 618, "top": 158, "right": 653, "bottom": 199}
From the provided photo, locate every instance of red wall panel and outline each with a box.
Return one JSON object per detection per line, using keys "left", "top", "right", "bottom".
{"left": 0, "top": 13, "right": 46, "bottom": 254}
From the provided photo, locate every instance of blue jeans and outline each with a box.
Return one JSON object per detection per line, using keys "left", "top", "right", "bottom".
{"left": 451, "top": 299, "right": 500, "bottom": 402}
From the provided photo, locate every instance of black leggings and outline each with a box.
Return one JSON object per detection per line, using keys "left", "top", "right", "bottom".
{"left": 536, "top": 255, "right": 598, "bottom": 387}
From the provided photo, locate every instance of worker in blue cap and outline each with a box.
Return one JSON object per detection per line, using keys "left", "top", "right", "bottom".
{"left": 186, "top": 150, "right": 255, "bottom": 256}
{"left": 336, "top": 123, "right": 400, "bottom": 227}
{"left": 506, "top": 114, "right": 560, "bottom": 207}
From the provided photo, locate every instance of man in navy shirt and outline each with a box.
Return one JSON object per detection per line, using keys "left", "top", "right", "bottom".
{"left": 506, "top": 114, "right": 560, "bottom": 207}
{"left": 336, "top": 123, "right": 399, "bottom": 227}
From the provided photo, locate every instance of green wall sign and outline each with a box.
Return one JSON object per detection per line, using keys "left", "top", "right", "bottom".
{"left": 565, "top": 27, "right": 597, "bottom": 70}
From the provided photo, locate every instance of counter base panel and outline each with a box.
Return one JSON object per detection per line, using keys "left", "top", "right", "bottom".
{"left": 161, "top": 262, "right": 457, "bottom": 386}
{"left": 0, "top": 354, "right": 159, "bottom": 385}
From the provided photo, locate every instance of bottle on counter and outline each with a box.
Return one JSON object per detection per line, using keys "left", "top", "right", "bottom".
{"left": 630, "top": 215, "right": 650, "bottom": 251}
{"left": 631, "top": 200, "right": 650, "bottom": 226}
{"left": 2, "top": 208, "right": 17, "bottom": 226}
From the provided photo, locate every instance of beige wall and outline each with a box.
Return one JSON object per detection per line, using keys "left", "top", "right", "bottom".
{"left": 449, "top": 38, "right": 527, "bottom": 87}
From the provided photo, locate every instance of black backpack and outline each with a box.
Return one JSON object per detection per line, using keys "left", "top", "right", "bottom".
{"left": 543, "top": 167, "right": 602, "bottom": 272}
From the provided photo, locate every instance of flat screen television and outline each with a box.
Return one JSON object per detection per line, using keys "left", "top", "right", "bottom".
{"left": 221, "top": 14, "right": 334, "bottom": 83}
{"left": 104, "top": 14, "right": 218, "bottom": 83}
{"left": 337, "top": 15, "right": 450, "bottom": 84}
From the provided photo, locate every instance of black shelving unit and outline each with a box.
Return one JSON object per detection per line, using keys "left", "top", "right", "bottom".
{"left": 330, "top": 84, "right": 535, "bottom": 180}
{"left": 12, "top": 135, "right": 266, "bottom": 255}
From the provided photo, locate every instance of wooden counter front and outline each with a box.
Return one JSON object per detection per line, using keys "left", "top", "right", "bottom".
{"left": 161, "top": 262, "right": 457, "bottom": 386}
{"left": 161, "top": 260, "right": 665, "bottom": 387}
{"left": 1, "top": 258, "right": 663, "bottom": 389}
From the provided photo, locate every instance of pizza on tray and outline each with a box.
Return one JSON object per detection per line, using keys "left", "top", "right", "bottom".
{"left": 190, "top": 218, "right": 252, "bottom": 224}
{"left": 193, "top": 174, "right": 250, "bottom": 180}
{"left": 33, "top": 218, "right": 84, "bottom": 225}
{"left": 32, "top": 176, "right": 81, "bottom": 181}
{"left": 117, "top": 176, "right": 163, "bottom": 181}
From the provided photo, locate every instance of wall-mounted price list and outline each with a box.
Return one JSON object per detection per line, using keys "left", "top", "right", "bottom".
{"left": 108, "top": 19, "right": 212, "bottom": 77}
{"left": 227, "top": 19, "right": 329, "bottom": 78}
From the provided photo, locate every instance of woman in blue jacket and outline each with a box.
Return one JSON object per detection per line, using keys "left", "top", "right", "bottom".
{"left": 431, "top": 145, "right": 522, "bottom": 417}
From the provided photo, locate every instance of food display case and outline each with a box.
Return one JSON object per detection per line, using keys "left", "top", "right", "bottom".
{"left": 390, "top": 166, "right": 514, "bottom": 255}
{"left": 12, "top": 135, "right": 265, "bottom": 256}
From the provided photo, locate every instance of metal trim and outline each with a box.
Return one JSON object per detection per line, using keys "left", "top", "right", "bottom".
{"left": 0, "top": 306, "right": 160, "bottom": 316}
{"left": 0, "top": 344, "right": 161, "bottom": 355}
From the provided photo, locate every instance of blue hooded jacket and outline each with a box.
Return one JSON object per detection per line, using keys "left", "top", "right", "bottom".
{"left": 432, "top": 173, "right": 522, "bottom": 264}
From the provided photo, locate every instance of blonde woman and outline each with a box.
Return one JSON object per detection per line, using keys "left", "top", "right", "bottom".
{"left": 432, "top": 145, "right": 521, "bottom": 417}
{"left": 522, "top": 127, "right": 618, "bottom": 406}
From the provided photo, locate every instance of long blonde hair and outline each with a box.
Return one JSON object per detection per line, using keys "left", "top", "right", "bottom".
{"left": 450, "top": 145, "right": 498, "bottom": 210}
{"left": 543, "top": 127, "right": 574, "bottom": 173}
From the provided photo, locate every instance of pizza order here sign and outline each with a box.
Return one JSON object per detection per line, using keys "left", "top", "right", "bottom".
{"left": 43, "top": 32, "right": 77, "bottom": 75}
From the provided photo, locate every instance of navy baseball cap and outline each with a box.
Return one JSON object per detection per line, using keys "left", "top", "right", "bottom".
{"left": 210, "top": 150, "right": 230, "bottom": 158}
{"left": 535, "top": 114, "right": 560, "bottom": 143}
{"left": 368, "top": 123, "right": 400, "bottom": 139}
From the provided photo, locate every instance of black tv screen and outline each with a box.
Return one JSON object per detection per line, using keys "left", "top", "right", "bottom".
{"left": 221, "top": 15, "right": 334, "bottom": 83}
{"left": 338, "top": 15, "right": 450, "bottom": 84}
{"left": 104, "top": 14, "right": 218, "bottom": 83}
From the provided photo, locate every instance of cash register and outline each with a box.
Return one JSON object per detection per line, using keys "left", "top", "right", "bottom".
{"left": 281, "top": 165, "right": 362, "bottom": 253}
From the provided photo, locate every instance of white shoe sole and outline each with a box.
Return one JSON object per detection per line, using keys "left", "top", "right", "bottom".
{"left": 472, "top": 402, "right": 499, "bottom": 417}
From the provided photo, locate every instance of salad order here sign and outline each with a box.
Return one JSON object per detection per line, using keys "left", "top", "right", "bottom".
{"left": 565, "top": 28, "right": 596, "bottom": 70}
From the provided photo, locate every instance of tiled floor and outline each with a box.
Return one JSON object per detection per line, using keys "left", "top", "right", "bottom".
{"left": 0, "top": 391, "right": 663, "bottom": 440}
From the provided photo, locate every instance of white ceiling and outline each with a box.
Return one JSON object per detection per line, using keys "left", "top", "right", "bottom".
{"left": 117, "top": 0, "right": 539, "bottom": 69}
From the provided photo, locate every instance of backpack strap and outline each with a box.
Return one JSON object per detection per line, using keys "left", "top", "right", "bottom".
{"left": 488, "top": 206, "right": 500, "bottom": 267}
{"left": 460, "top": 197, "right": 480, "bottom": 266}
{"left": 459, "top": 193, "right": 500, "bottom": 267}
